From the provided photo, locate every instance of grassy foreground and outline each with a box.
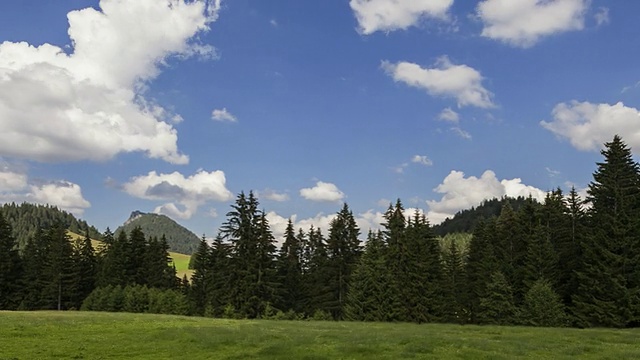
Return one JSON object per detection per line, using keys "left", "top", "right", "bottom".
{"left": 1, "top": 312, "right": 639, "bottom": 359}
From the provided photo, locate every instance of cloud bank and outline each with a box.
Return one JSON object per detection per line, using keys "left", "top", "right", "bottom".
{"left": 0, "top": 0, "right": 221, "bottom": 164}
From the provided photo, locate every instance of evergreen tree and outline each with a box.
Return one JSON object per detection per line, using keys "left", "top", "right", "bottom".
{"left": 68, "top": 231, "right": 96, "bottom": 309}
{"left": 0, "top": 211, "right": 22, "bottom": 309}
{"left": 189, "top": 236, "right": 211, "bottom": 315}
{"left": 574, "top": 135, "right": 640, "bottom": 327}
{"left": 464, "top": 219, "right": 499, "bottom": 323}
{"left": 325, "top": 203, "right": 361, "bottom": 319}
{"left": 276, "top": 219, "right": 303, "bottom": 313}
{"left": 221, "top": 191, "right": 278, "bottom": 318}
{"left": 145, "top": 235, "right": 178, "bottom": 289}
{"left": 20, "top": 229, "right": 48, "bottom": 309}
{"left": 40, "top": 224, "right": 75, "bottom": 310}
{"left": 478, "top": 271, "right": 517, "bottom": 325}
{"left": 442, "top": 237, "right": 465, "bottom": 323}
{"left": 301, "top": 226, "right": 332, "bottom": 316}
{"left": 97, "top": 229, "right": 130, "bottom": 287}
{"left": 520, "top": 278, "right": 566, "bottom": 327}
{"left": 128, "top": 226, "right": 148, "bottom": 286}
{"left": 344, "top": 230, "right": 392, "bottom": 321}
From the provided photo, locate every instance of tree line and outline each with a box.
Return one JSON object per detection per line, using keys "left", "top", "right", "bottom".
{"left": 1, "top": 135, "right": 639, "bottom": 327}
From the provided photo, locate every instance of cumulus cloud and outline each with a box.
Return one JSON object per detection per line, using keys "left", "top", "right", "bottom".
{"left": 0, "top": 0, "right": 221, "bottom": 164}
{"left": 349, "top": 0, "right": 453, "bottom": 35}
{"left": 476, "top": 0, "right": 589, "bottom": 47}
{"left": 300, "top": 181, "right": 345, "bottom": 202}
{"left": 426, "top": 170, "right": 547, "bottom": 224}
{"left": 122, "top": 169, "right": 233, "bottom": 219}
{"left": 411, "top": 155, "right": 433, "bottom": 166}
{"left": 540, "top": 101, "right": 640, "bottom": 153}
{"left": 261, "top": 189, "right": 290, "bottom": 202}
{"left": 0, "top": 169, "right": 90, "bottom": 215}
{"left": 382, "top": 57, "right": 495, "bottom": 108}
{"left": 438, "top": 107, "right": 460, "bottom": 123}
{"left": 211, "top": 108, "right": 238, "bottom": 122}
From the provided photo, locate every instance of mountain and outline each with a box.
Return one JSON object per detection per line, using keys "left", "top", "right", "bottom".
{"left": 432, "top": 196, "right": 533, "bottom": 236}
{"left": 1, "top": 202, "right": 102, "bottom": 248}
{"left": 115, "top": 211, "right": 201, "bottom": 255}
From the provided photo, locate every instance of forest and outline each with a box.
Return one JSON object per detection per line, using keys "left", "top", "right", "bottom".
{"left": 1, "top": 135, "right": 639, "bottom": 328}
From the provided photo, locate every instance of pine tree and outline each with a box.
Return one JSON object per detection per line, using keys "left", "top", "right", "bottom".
{"left": 464, "top": 219, "right": 499, "bottom": 323}
{"left": 145, "top": 235, "right": 178, "bottom": 289}
{"left": 442, "top": 237, "right": 465, "bottom": 323}
{"left": 301, "top": 226, "right": 332, "bottom": 316}
{"left": 97, "top": 229, "right": 130, "bottom": 287}
{"left": 520, "top": 278, "right": 566, "bottom": 327}
{"left": 276, "top": 219, "right": 303, "bottom": 313}
{"left": 20, "top": 229, "right": 48, "bottom": 309}
{"left": 478, "top": 271, "right": 517, "bottom": 325}
{"left": 0, "top": 211, "right": 22, "bottom": 309}
{"left": 222, "top": 191, "right": 279, "bottom": 318}
{"left": 189, "top": 236, "right": 211, "bottom": 315}
{"left": 69, "top": 231, "right": 96, "bottom": 309}
{"left": 41, "top": 224, "right": 75, "bottom": 310}
{"left": 344, "top": 230, "right": 392, "bottom": 321}
{"left": 128, "top": 226, "right": 148, "bottom": 286}
{"left": 574, "top": 135, "right": 640, "bottom": 327}
{"left": 325, "top": 203, "right": 361, "bottom": 319}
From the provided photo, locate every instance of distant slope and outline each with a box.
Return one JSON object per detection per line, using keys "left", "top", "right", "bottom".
{"left": 1, "top": 202, "right": 102, "bottom": 247}
{"left": 432, "top": 196, "right": 532, "bottom": 236}
{"left": 115, "top": 211, "right": 201, "bottom": 255}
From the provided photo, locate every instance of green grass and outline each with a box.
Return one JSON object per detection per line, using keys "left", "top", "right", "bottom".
{"left": 1, "top": 312, "right": 639, "bottom": 359}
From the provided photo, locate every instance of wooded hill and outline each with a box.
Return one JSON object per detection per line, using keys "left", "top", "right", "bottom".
{"left": 115, "top": 211, "right": 201, "bottom": 255}
{"left": 1, "top": 203, "right": 102, "bottom": 248}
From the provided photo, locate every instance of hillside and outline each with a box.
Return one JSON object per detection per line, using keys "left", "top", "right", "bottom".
{"left": 432, "top": 196, "right": 534, "bottom": 236}
{"left": 1, "top": 202, "right": 102, "bottom": 247}
{"left": 115, "top": 211, "right": 201, "bottom": 255}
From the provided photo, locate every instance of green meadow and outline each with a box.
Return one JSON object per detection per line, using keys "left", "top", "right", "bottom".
{"left": 1, "top": 311, "right": 639, "bottom": 359}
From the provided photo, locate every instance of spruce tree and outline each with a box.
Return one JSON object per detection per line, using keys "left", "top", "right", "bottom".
{"left": 69, "top": 231, "right": 96, "bottom": 309}
{"left": 478, "top": 271, "right": 517, "bottom": 325}
{"left": 574, "top": 135, "right": 640, "bottom": 327}
{"left": 520, "top": 278, "right": 566, "bottom": 327}
{"left": 325, "top": 203, "right": 361, "bottom": 319}
{"left": 442, "top": 238, "right": 465, "bottom": 323}
{"left": 464, "top": 219, "right": 499, "bottom": 323}
{"left": 276, "top": 219, "right": 303, "bottom": 313}
{"left": 301, "top": 226, "right": 332, "bottom": 316}
{"left": 189, "top": 236, "right": 211, "bottom": 315}
{"left": 0, "top": 211, "right": 22, "bottom": 309}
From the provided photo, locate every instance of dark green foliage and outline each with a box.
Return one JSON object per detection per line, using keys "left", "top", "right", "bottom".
{"left": 276, "top": 219, "right": 303, "bottom": 313}
{"left": 68, "top": 231, "right": 96, "bottom": 309}
{"left": 325, "top": 203, "right": 361, "bottom": 319}
{"left": 478, "top": 271, "right": 517, "bottom": 325}
{"left": 433, "top": 196, "right": 531, "bottom": 236}
{"left": 221, "top": 191, "right": 278, "bottom": 319}
{"left": 441, "top": 237, "right": 465, "bottom": 323}
{"left": 39, "top": 224, "right": 75, "bottom": 310}
{"left": 82, "top": 285, "right": 188, "bottom": 315}
{"left": 145, "top": 235, "right": 178, "bottom": 289}
{"left": 464, "top": 219, "right": 499, "bottom": 323}
{"left": 344, "top": 231, "right": 392, "bottom": 321}
{"left": 520, "top": 278, "right": 566, "bottom": 327}
{"left": 1, "top": 202, "right": 101, "bottom": 248}
{"left": 0, "top": 211, "right": 22, "bottom": 309}
{"left": 574, "top": 135, "right": 640, "bottom": 327}
{"left": 116, "top": 211, "right": 200, "bottom": 254}
{"left": 300, "top": 226, "right": 332, "bottom": 317}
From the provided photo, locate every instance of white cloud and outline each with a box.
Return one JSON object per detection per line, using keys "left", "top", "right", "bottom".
{"left": 349, "top": 0, "right": 453, "bottom": 35}
{"left": 211, "top": 108, "right": 238, "bottom": 122}
{"left": 123, "top": 169, "right": 233, "bottom": 219}
{"left": 426, "top": 170, "right": 546, "bottom": 224}
{"left": 451, "top": 126, "right": 472, "bottom": 139}
{"left": 477, "top": 0, "right": 589, "bottom": 48}
{"left": 0, "top": 169, "right": 90, "bottom": 215}
{"left": 261, "top": 189, "right": 290, "bottom": 202}
{"left": 382, "top": 57, "right": 495, "bottom": 108}
{"left": 393, "top": 163, "right": 409, "bottom": 174}
{"left": 541, "top": 101, "right": 640, "bottom": 153}
{"left": 594, "top": 7, "right": 610, "bottom": 26}
{"left": 438, "top": 107, "right": 460, "bottom": 123}
{"left": 0, "top": 0, "right": 221, "bottom": 164}
{"left": 300, "top": 181, "right": 345, "bottom": 202}
{"left": 411, "top": 155, "right": 433, "bottom": 166}
{"left": 270, "top": 19, "right": 279, "bottom": 27}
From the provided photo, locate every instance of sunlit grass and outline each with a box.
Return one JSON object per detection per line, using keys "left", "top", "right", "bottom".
{"left": 1, "top": 311, "right": 639, "bottom": 359}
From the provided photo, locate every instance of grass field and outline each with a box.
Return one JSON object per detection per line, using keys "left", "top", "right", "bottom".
{"left": 1, "top": 311, "right": 639, "bottom": 359}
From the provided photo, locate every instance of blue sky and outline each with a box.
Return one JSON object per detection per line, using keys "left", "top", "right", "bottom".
{"left": 0, "top": 0, "right": 638, "bottom": 240}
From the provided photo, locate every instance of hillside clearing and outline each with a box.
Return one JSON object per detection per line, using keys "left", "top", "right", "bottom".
{"left": 1, "top": 311, "right": 639, "bottom": 359}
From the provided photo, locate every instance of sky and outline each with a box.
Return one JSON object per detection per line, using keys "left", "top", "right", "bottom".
{"left": 0, "top": 0, "right": 639, "bottom": 241}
